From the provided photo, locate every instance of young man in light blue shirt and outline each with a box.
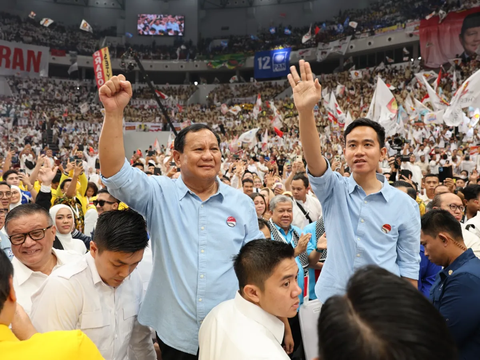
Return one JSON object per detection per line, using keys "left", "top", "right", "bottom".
{"left": 98, "top": 75, "right": 264, "bottom": 359}
{"left": 288, "top": 60, "right": 420, "bottom": 304}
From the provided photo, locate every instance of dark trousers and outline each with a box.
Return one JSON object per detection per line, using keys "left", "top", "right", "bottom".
{"left": 156, "top": 333, "right": 199, "bottom": 360}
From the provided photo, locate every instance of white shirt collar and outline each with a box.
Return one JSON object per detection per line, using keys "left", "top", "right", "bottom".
{"left": 85, "top": 252, "right": 104, "bottom": 285}
{"left": 12, "top": 248, "right": 67, "bottom": 286}
{"left": 233, "top": 292, "right": 284, "bottom": 344}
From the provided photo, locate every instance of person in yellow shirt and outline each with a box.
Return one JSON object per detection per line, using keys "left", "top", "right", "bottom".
{"left": 0, "top": 250, "right": 104, "bottom": 360}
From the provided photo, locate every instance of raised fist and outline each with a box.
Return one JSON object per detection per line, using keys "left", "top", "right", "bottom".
{"left": 99, "top": 74, "right": 133, "bottom": 115}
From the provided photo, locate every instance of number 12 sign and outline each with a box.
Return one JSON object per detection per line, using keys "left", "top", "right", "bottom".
{"left": 254, "top": 48, "right": 292, "bottom": 79}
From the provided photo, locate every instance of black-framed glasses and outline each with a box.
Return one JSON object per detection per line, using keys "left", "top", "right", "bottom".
{"left": 0, "top": 191, "right": 12, "bottom": 198}
{"left": 9, "top": 225, "right": 53, "bottom": 245}
{"left": 448, "top": 204, "right": 465, "bottom": 213}
{"left": 93, "top": 200, "right": 116, "bottom": 207}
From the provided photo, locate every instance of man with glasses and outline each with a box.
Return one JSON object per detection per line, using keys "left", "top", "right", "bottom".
{"left": 5, "top": 203, "right": 81, "bottom": 315}
{"left": 431, "top": 193, "right": 480, "bottom": 258}
{"left": 95, "top": 189, "right": 120, "bottom": 215}
{"left": 0, "top": 182, "right": 11, "bottom": 226}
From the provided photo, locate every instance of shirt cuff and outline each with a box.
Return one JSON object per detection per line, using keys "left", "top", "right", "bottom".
{"left": 100, "top": 159, "right": 132, "bottom": 191}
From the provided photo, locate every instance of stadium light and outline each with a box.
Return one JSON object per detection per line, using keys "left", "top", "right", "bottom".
{"left": 194, "top": 81, "right": 198, "bottom": 85}
{"left": 418, "top": 56, "right": 422, "bottom": 60}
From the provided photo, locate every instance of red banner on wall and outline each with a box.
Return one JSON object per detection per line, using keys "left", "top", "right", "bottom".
{"left": 0, "top": 40, "right": 49, "bottom": 77}
{"left": 420, "top": 7, "right": 480, "bottom": 68}
{"left": 92, "top": 47, "right": 112, "bottom": 89}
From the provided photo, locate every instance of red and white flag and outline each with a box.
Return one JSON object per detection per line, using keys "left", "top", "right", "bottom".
{"left": 302, "top": 24, "right": 312, "bottom": 44}
{"left": 155, "top": 90, "right": 169, "bottom": 100}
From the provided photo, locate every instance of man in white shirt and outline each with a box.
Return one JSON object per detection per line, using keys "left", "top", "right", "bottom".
{"left": 199, "top": 239, "right": 301, "bottom": 360}
{"left": 30, "top": 210, "right": 156, "bottom": 360}
{"left": 419, "top": 174, "right": 439, "bottom": 205}
{"left": 415, "top": 155, "right": 430, "bottom": 175}
{"left": 429, "top": 154, "right": 440, "bottom": 175}
{"left": 5, "top": 203, "right": 81, "bottom": 315}
{"left": 402, "top": 155, "right": 423, "bottom": 191}
{"left": 290, "top": 173, "right": 322, "bottom": 229}
{"left": 83, "top": 147, "right": 98, "bottom": 173}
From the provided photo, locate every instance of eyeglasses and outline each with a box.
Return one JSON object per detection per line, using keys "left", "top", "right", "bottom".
{"left": 9, "top": 226, "right": 53, "bottom": 245}
{"left": 0, "top": 208, "right": 8, "bottom": 215}
{"left": 93, "top": 200, "right": 116, "bottom": 207}
{"left": 448, "top": 204, "right": 465, "bottom": 213}
{"left": 0, "top": 191, "right": 12, "bottom": 198}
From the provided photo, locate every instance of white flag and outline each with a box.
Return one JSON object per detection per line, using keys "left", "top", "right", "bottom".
{"left": 79, "top": 103, "right": 89, "bottom": 114}
{"left": 40, "top": 18, "right": 54, "bottom": 27}
{"left": 67, "top": 62, "right": 78, "bottom": 75}
{"left": 446, "top": 69, "right": 480, "bottom": 118}
{"left": 229, "top": 105, "right": 242, "bottom": 116}
{"left": 302, "top": 24, "right": 312, "bottom": 44}
{"left": 238, "top": 128, "right": 259, "bottom": 149}
{"left": 261, "top": 129, "right": 268, "bottom": 152}
{"left": 80, "top": 19, "right": 93, "bottom": 33}
{"left": 349, "top": 21, "right": 358, "bottom": 29}
{"left": 367, "top": 77, "right": 398, "bottom": 122}
{"left": 252, "top": 94, "right": 262, "bottom": 120}
{"left": 345, "top": 111, "right": 354, "bottom": 128}
{"left": 350, "top": 70, "right": 362, "bottom": 80}
{"left": 422, "top": 76, "right": 448, "bottom": 111}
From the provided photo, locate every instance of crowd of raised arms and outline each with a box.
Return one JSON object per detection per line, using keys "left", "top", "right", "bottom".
{"left": 2, "top": 1, "right": 480, "bottom": 360}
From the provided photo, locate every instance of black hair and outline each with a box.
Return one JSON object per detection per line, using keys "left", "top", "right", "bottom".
{"left": 421, "top": 209, "right": 463, "bottom": 242}
{"left": 0, "top": 182, "right": 11, "bottom": 189}
{"left": 393, "top": 181, "right": 416, "bottom": 200}
{"left": 461, "top": 184, "right": 480, "bottom": 201}
{"left": 257, "top": 217, "right": 269, "bottom": 230}
{"left": 221, "top": 175, "right": 231, "bottom": 182}
{"left": 0, "top": 250, "right": 13, "bottom": 313}
{"left": 97, "top": 188, "right": 120, "bottom": 204}
{"left": 5, "top": 203, "right": 53, "bottom": 234}
{"left": 173, "top": 124, "right": 221, "bottom": 153}
{"left": 60, "top": 178, "right": 72, "bottom": 191}
{"left": 242, "top": 178, "right": 254, "bottom": 186}
{"left": 461, "top": 12, "right": 480, "bottom": 37}
{"left": 292, "top": 173, "right": 309, "bottom": 188}
{"left": 249, "top": 193, "right": 267, "bottom": 215}
{"left": 318, "top": 265, "right": 457, "bottom": 360}
{"left": 233, "top": 239, "right": 294, "bottom": 293}
{"left": 2, "top": 170, "right": 18, "bottom": 182}
{"left": 424, "top": 174, "right": 439, "bottom": 181}
{"left": 93, "top": 209, "right": 149, "bottom": 253}
{"left": 52, "top": 173, "right": 62, "bottom": 184}
{"left": 132, "top": 162, "right": 144, "bottom": 168}
{"left": 344, "top": 118, "right": 385, "bottom": 149}
{"left": 85, "top": 182, "right": 99, "bottom": 197}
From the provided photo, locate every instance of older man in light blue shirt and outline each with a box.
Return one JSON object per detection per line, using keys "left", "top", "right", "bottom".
{"left": 98, "top": 75, "right": 263, "bottom": 359}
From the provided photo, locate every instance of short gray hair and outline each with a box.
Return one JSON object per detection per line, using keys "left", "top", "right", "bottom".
{"left": 270, "top": 195, "right": 293, "bottom": 212}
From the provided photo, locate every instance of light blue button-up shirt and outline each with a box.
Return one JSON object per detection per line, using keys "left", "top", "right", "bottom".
{"left": 0, "top": 231, "right": 13, "bottom": 260}
{"left": 102, "top": 160, "right": 264, "bottom": 355}
{"left": 308, "top": 161, "right": 420, "bottom": 303}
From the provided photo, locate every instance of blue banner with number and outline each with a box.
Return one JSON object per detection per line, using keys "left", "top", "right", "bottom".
{"left": 254, "top": 48, "right": 292, "bottom": 79}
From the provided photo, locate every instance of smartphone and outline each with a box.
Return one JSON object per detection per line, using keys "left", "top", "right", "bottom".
{"left": 69, "top": 156, "right": 75, "bottom": 162}
{"left": 153, "top": 168, "right": 162, "bottom": 175}
{"left": 170, "top": 162, "right": 176, "bottom": 167}
{"left": 18, "top": 169, "right": 25, "bottom": 174}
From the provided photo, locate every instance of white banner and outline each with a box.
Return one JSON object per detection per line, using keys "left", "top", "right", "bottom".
{"left": 0, "top": 40, "right": 49, "bottom": 77}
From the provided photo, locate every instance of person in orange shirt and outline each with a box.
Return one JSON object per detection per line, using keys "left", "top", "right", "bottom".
{"left": 0, "top": 250, "right": 104, "bottom": 360}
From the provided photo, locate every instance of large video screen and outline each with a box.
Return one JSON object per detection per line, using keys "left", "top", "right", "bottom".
{"left": 137, "top": 14, "right": 185, "bottom": 36}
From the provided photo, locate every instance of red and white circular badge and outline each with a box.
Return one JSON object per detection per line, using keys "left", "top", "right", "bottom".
{"left": 226, "top": 216, "right": 237, "bottom": 227}
{"left": 381, "top": 224, "right": 392, "bottom": 234}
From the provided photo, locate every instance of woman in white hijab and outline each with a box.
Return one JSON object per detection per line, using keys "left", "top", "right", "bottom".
{"left": 49, "top": 204, "right": 87, "bottom": 255}
{"left": 9, "top": 186, "right": 23, "bottom": 210}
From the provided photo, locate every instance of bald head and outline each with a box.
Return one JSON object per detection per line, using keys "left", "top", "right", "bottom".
{"left": 431, "top": 193, "right": 464, "bottom": 222}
